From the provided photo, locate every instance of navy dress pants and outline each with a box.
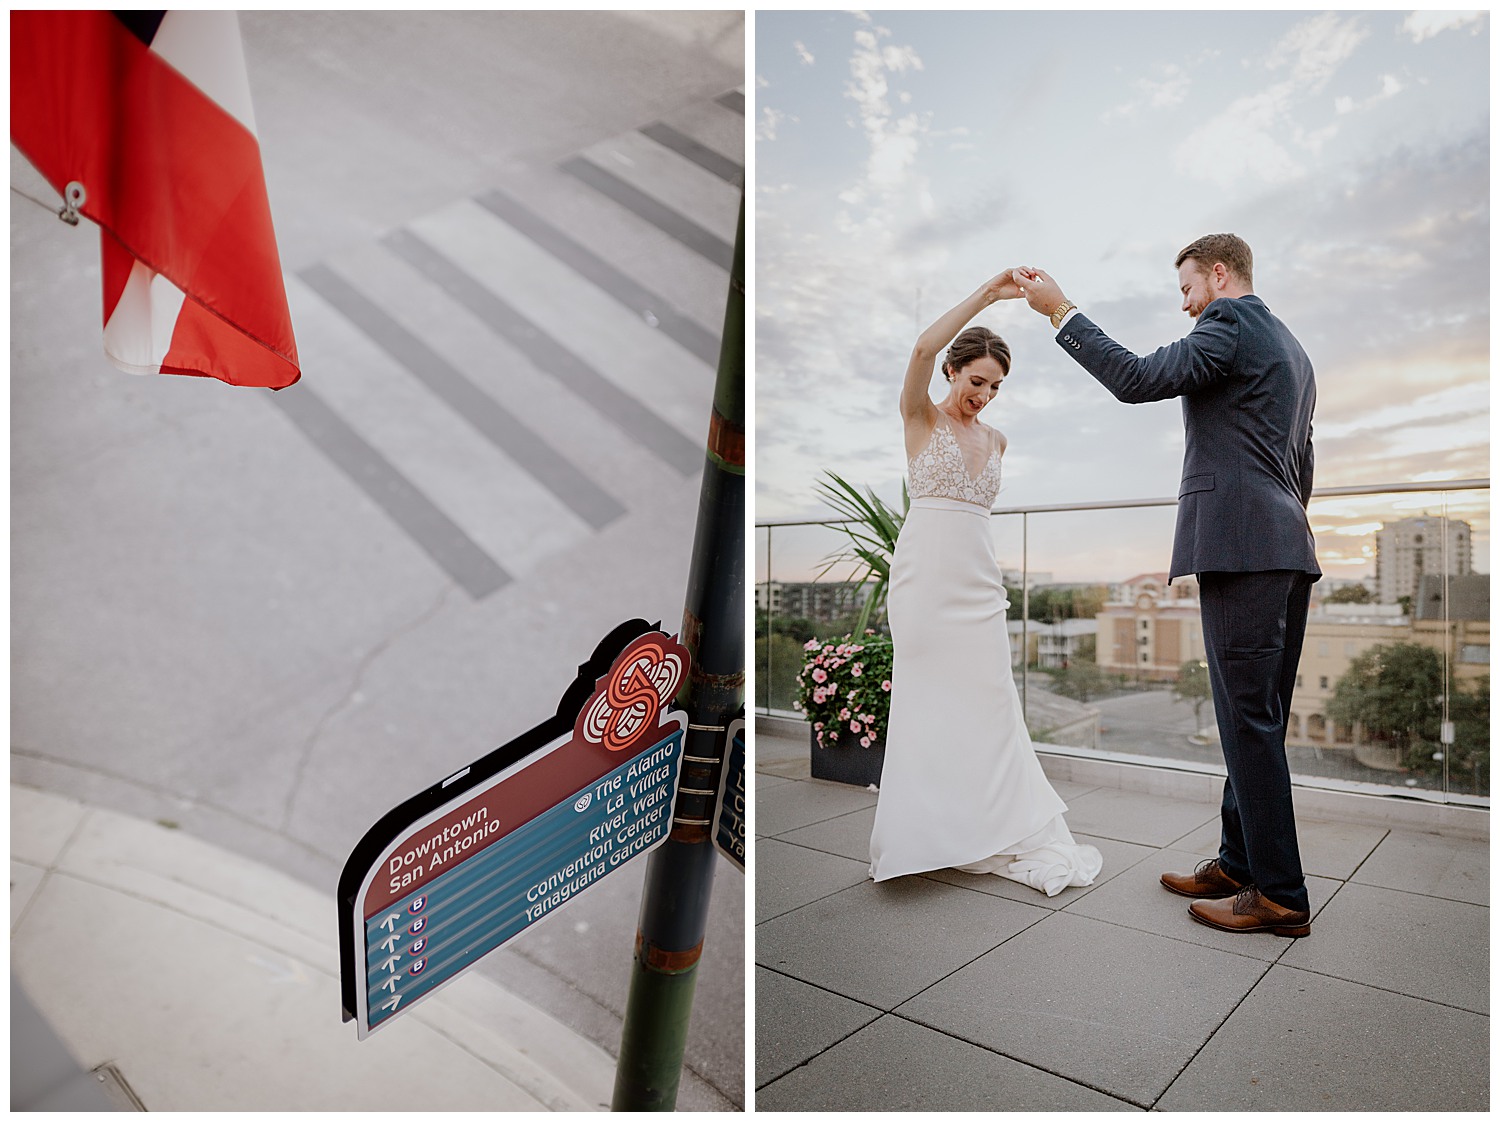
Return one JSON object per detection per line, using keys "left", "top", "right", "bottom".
{"left": 1197, "top": 570, "right": 1315, "bottom": 913}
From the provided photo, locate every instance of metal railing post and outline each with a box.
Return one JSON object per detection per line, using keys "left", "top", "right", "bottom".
{"left": 764, "top": 525, "right": 773, "bottom": 713}
{"left": 1021, "top": 511, "right": 1029, "bottom": 716}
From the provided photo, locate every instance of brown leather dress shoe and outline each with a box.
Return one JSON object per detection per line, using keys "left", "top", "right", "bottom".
{"left": 1160, "top": 858, "right": 1244, "bottom": 899}
{"left": 1189, "top": 886, "right": 1312, "bottom": 937}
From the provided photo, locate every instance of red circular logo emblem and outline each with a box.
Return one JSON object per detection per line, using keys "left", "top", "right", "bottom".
{"left": 578, "top": 632, "right": 688, "bottom": 752}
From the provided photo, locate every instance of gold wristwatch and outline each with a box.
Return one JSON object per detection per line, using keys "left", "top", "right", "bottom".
{"left": 1050, "top": 301, "right": 1077, "bottom": 330}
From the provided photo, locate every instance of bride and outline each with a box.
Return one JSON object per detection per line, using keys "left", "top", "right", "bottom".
{"left": 868, "top": 270, "right": 1103, "bottom": 896}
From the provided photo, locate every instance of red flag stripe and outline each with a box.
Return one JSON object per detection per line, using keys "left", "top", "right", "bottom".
{"left": 11, "top": 10, "right": 299, "bottom": 388}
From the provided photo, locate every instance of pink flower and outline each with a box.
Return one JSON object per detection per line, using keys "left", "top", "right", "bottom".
{"left": 860, "top": 736, "right": 871, "bottom": 747}
{"left": 811, "top": 668, "right": 827, "bottom": 683}
{"left": 839, "top": 708, "right": 851, "bottom": 720}
{"left": 850, "top": 721, "right": 861, "bottom": 733}
{"left": 814, "top": 722, "right": 823, "bottom": 731}
{"left": 881, "top": 680, "right": 892, "bottom": 692}
{"left": 804, "top": 639, "right": 820, "bottom": 651}
{"left": 851, "top": 664, "right": 863, "bottom": 677}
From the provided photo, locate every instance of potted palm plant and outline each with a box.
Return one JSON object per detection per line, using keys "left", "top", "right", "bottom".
{"left": 793, "top": 472, "right": 906, "bottom": 785}
{"left": 811, "top": 472, "right": 907, "bottom": 636}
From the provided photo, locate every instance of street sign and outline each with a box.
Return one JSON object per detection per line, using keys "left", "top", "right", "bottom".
{"left": 712, "top": 715, "right": 745, "bottom": 872}
{"left": 338, "top": 620, "right": 691, "bottom": 1038}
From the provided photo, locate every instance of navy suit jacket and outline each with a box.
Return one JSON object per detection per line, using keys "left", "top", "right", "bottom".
{"left": 1057, "top": 295, "right": 1320, "bottom": 581}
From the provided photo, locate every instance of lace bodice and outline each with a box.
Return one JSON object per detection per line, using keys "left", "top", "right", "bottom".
{"left": 908, "top": 414, "right": 1002, "bottom": 507}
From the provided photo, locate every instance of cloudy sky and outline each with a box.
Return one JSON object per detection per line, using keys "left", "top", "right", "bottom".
{"left": 754, "top": 10, "right": 1489, "bottom": 584}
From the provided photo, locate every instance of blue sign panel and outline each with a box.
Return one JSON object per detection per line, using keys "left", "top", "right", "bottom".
{"left": 359, "top": 726, "right": 683, "bottom": 1033}
{"left": 713, "top": 718, "right": 745, "bottom": 873}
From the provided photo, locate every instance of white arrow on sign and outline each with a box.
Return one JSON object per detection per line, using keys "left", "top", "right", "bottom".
{"left": 379, "top": 953, "right": 402, "bottom": 974}
{"left": 379, "top": 933, "right": 401, "bottom": 953}
{"left": 380, "top": 976, "right": 398, "bottom": 994}
{"left": 380, "top": 994, "right": 402, "bottom": 1013}
{"left": 380, "top": 913, "right": 401, "bottom": 932}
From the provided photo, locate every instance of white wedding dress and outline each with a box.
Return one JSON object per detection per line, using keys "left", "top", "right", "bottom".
{"left": 868, "top": 413, "right": 1103, "bottom": 896}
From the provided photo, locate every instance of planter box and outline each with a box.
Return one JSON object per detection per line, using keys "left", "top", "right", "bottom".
{"left": 810, "top": 728, "right": 884, "bottom": 787}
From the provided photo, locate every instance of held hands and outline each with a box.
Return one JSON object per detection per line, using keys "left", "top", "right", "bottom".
{"left": 977, "top": 269, "right": 1027, "bottom": 305}
{"left": 1013, "top": 267, "right": 1070, "bottom": 319}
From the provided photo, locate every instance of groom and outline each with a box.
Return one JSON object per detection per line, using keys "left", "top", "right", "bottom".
{"left": 1016, "top": 235, "right": 1319, "bottom": 937}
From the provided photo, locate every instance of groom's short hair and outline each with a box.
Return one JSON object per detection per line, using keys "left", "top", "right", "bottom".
{"left": 1175, "top": 233, "right": 1253, "bottom": 287}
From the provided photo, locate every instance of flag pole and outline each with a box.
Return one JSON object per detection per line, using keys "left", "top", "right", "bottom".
{"left": 611, "top": 194, "right": 745, "bottom": 1111}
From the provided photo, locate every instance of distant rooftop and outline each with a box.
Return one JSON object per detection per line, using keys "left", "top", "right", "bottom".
{"left": 1415, "top": 573, "right": 1490, "bottom": 622}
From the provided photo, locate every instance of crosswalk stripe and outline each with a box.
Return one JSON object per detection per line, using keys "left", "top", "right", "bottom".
{"left": 559, "top": 156, "right": 734, "bottom": 270}
{"left": 407, "top": 200, "right": 710, "bottom": 442}
{"left": 382, "top": 227, "right": 703, "bottom": 476}
{"left": 639, "top": 122, "right": 743, "bottom": 187}
{"left": 580, "top": 130, "right": 740, "bottom": 239}
{"left": 268, "top": 383, "right": 511, "bottom": 600}
{"left": 655, "top": 100, "right": 744, "bottom": 168}
{"left": 284, "top": 271, "right": 595, "bottom": 577}
{"left": 301, "top": 263, "right": 626, "bottom": 530}
{"left": 473, "top": 188, "right": 721, "bottom": 367}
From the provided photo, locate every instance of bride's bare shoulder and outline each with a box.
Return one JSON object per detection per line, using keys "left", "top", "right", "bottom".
{"left": 981, "top": 422, "right": 1008, "bottom": 455}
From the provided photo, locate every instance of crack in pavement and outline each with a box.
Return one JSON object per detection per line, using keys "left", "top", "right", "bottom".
{"left": 278, "top": 585, "right": 456, "bottom": 832}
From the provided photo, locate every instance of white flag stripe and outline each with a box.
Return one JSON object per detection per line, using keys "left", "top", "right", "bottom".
{"left": 101, "top": 261, "right": 187, "bottom": 375}
{"left": 151, "top": 11, "right": 258, "bottom": 136}
{"left": 285, "top": 272, "right": 594, "bottom": 575}
{"left": 333, "top": 238, "right": 683, "bottom": 509}
{"left": 409, "top": 201, "right": 711, "bottom": 441}
{"left": 579, "top": 129, "right": 742, "bottom": 238}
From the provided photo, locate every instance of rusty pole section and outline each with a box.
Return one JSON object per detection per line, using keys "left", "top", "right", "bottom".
{"left": 611, "top": 196, "right": 745, "bottom": 1111}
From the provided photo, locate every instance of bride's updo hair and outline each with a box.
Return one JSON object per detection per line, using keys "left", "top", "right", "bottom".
{"left": 942, "top": 326, "right": 1011, "bottom": 382}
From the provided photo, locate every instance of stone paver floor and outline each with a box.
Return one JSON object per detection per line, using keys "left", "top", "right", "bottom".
{"left": 754, "top": 728, "right": 1489, "bottom": 1113}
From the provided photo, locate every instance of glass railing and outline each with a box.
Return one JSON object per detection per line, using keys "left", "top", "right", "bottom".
{"left": 756, "top": 480, "right": 1490, "bottom": 806}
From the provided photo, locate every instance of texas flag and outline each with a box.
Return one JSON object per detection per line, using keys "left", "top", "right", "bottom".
{"left": 11, "top": 10, "right": 300, "bottom": 389}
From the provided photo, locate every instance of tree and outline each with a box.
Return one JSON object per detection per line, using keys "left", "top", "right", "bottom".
{"left": 1450, "top": 676, "right": 1490, "bottom": 793}
{"left": 1174, "top": 659, "right": 1213, "bottom": 728}
{"left": 1047, "top": 659, "right": 1110, "bottom": 702}
{"left": 1325, "top": 642, "right": 1488, "bottom": 788}
{"left": 759, "top": 611, "right": 816, "bottom": 644}
{"left": 1325, "top": 584, "right": 1373, "bottom": 604}
{"left": 755, "top": 632, "right": 807, "bottom": 713}
{"left": 1008, "top": 584, "right": 1109, "bottom": 623}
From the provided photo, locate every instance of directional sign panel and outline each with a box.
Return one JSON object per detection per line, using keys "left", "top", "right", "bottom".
{"left": 713, "top": 716, "right": 745, "bottom": 873}
{"left": 338, "top": 620, "right": 691, "bottom": 1038}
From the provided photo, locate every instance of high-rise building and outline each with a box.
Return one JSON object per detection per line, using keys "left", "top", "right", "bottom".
{"left": 1374, "top": 516, "right": 1472, "bottom": 604}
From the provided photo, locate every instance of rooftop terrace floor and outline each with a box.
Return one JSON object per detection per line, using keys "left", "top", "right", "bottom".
{"left": 754, "top": 723, "right": 1489, "bottom": 1112}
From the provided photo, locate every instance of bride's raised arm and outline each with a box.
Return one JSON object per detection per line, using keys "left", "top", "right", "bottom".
{"left": 899, "top": 270, "right": 1024, "bottom": 424}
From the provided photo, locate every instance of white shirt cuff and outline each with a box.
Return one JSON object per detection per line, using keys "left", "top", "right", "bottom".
{"left": 1057, "top": 306, "right": 1081, "bottom": 331}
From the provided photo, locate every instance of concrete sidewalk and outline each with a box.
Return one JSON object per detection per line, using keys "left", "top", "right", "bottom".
{"left": 755, "top": 722, "right": 1490, "bottom": 1112}
{"left": 11, "top": 783, "right": 617, "bottom": 1111}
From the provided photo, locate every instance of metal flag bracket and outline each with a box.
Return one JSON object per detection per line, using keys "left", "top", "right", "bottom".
{"left": 59, "top": 181, "right": 86, "bottom": 225}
